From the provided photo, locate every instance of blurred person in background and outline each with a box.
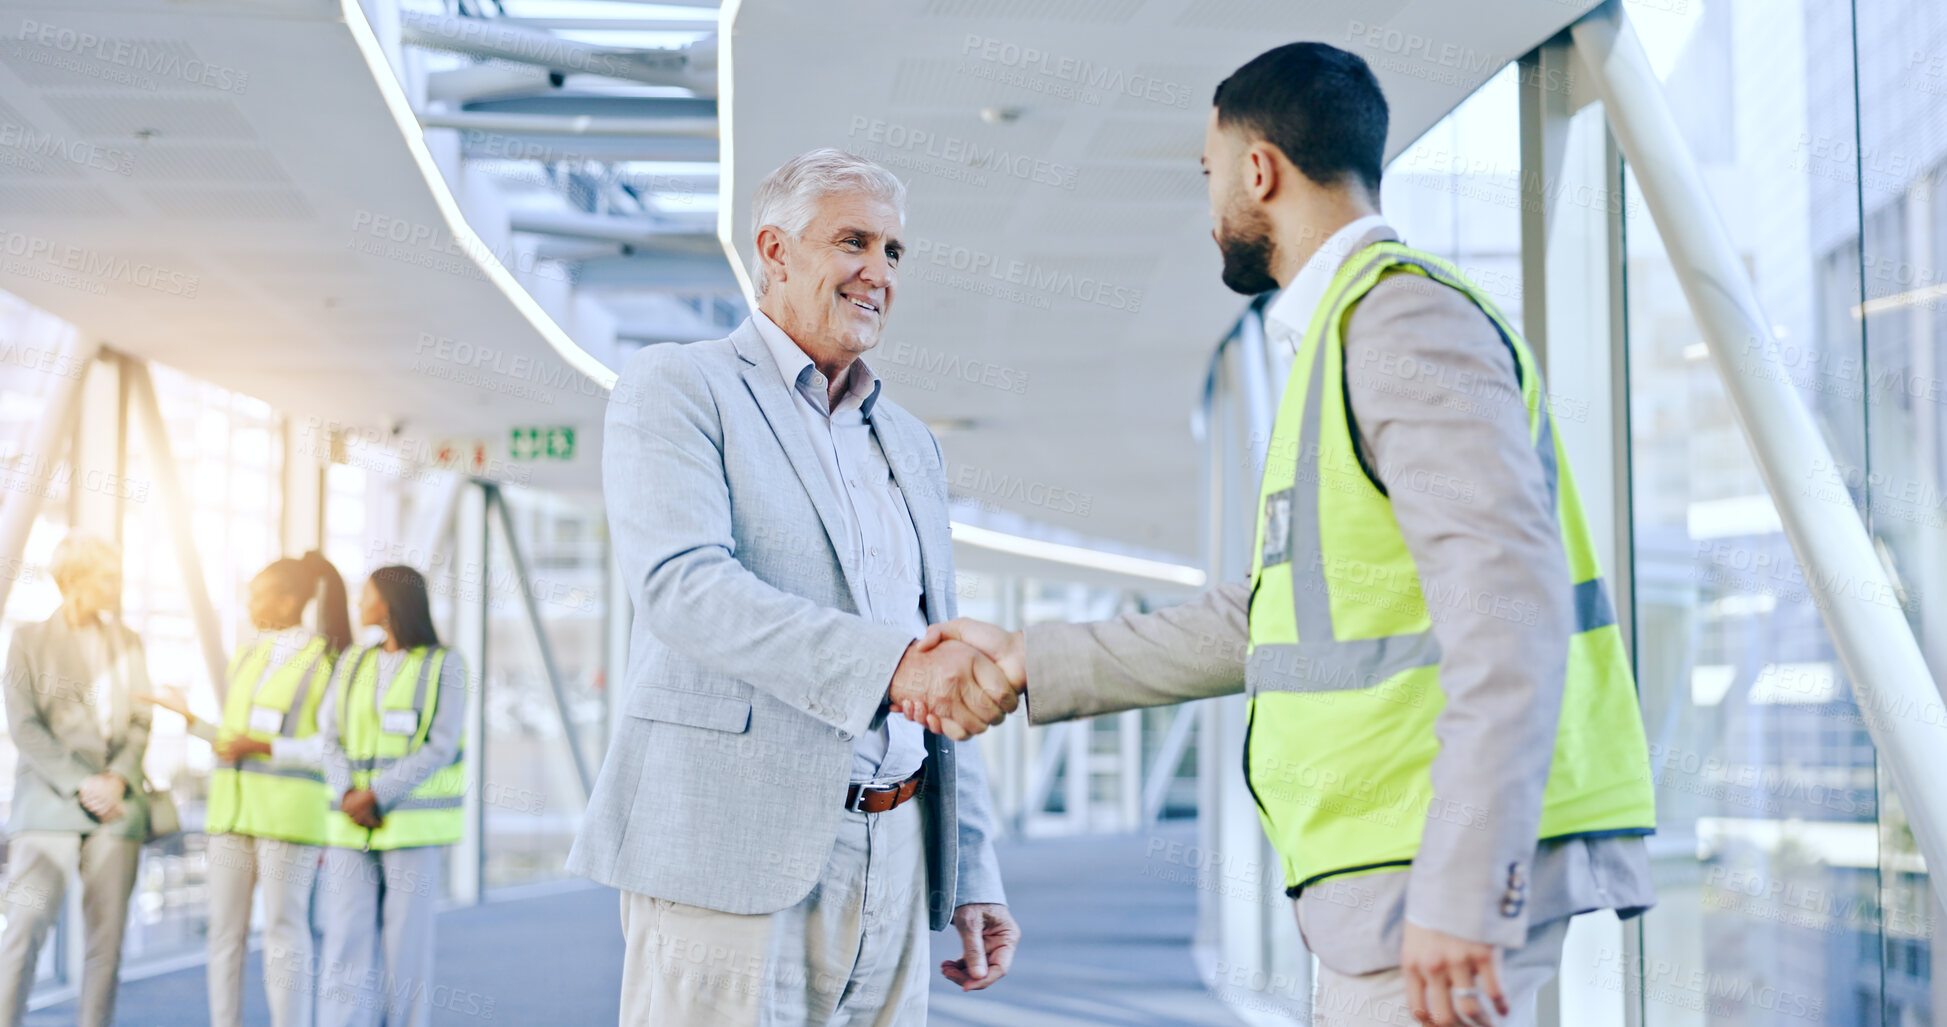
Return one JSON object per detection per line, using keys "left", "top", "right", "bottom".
{"left": 314, "top": 566, "right": 465, "bottom": 1027}
{"left": 144, "top": 551, "right": 352, "bottom": 1027}
{"left": 0, "top": 533, "right": 154, "bottom": 1027}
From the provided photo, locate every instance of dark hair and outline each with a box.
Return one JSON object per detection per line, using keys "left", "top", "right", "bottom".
{"left": 255, "top": 552, "right": 353, "bottom": 654}
{"left": 368, "top": 565, "right": 441, "bottom": 651}
{"left": 1212, "top": 42, "right": 1389, "bottom": 194}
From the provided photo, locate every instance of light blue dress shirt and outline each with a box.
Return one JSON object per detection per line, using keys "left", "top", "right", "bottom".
{"left": 751, "top": 310, "right": 929, "bottom": 786}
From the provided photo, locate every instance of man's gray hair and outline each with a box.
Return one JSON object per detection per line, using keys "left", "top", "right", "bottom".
{"left": 750, "top": 148, "right": 906, "bottom": 296}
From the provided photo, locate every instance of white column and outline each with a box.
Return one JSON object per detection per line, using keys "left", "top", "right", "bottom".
{"left": 67, "top": 353, "right": 122, "bottom": 543}
{"left": 126, "top": 361, "right": 228, "bottom": 698}
{"left": 0, "top": 336, "right": 98, "bottom": 616}
{"left": 448, "top": 481, "right": 488, "bottom": 905}
{"left": 1116, "top": 709, "right": 1141, "bottom": 830}
{"left": 994, "top": 575, "right": 1026, "bottom": 834}
{"left": 280, "top": 416, "right": 325, "bottom": 554}
{"left": 1519, "top": 37, "right": 1631, "bottom": 1027}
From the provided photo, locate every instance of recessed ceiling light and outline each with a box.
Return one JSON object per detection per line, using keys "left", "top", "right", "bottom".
{"left": 979, "top": 107, "right": 1024, "bottom": 125}
{"left": 927, "top": 418, "right": 979, "bottom": 434}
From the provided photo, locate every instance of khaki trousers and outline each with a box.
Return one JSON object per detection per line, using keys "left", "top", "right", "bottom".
{"left": 0, "top": 830, "right": 142, "bottom": 1027}
{"left": 1312, "top": 916, "right": 1571, "bottom": 1027}
{"left": 207, "top": 833, "right": 321, "bottom": 1027}
{"left": 618, "top": 801, "right": 931, "bottom": 1026}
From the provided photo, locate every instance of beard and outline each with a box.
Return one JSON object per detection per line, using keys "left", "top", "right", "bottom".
{"left": 1215, "top": 201, "right": 1280, "bottom": 296}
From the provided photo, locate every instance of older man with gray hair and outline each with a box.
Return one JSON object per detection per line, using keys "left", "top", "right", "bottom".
{"left": 568, "top": 148, "right": 1020, "bottom": 1025}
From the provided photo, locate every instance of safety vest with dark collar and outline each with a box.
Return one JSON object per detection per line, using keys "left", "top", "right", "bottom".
{"left": 325, "top": 645, "right": 466, "bottom": 850}
{"left": 1245, "top": 241, "right": 1657, "bottom": 897}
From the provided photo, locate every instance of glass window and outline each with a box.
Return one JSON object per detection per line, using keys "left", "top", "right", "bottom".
{"left": 1854, "top": 0, "right": 1947, "bottom": 1022}
{"left": 1619, "top": 0, "right": 1903, "bottom": 1023}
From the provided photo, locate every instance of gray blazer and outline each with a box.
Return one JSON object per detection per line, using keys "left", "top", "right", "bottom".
{"left": 567, "top": 319, "right": 1005, "bottom": 931}
{"left": 1024, "top": 231, "right": 1653, "bottom": 972}
{"left": 3, "top": 615, "right": 153, "bottom": 840}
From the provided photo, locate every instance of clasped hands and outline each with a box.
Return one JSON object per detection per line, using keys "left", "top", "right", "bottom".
{"left": 885, "top": 619, "right": 1026, "bottom": 740}
{"left": 78, "top": 771, "right": 127, "bottom": 822}
{"left": 340, "top": 787, "right": 384, "bottom": 829}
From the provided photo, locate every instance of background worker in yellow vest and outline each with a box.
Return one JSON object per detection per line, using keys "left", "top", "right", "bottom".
{"left": 313, "top": 566, "right": 466, "bottom": 1027}
{"left": 147, "top": 551, "right": 352, "bottom": 1027}
{"left": 907, "top": 42, "right": 1657, "bottom": 1027}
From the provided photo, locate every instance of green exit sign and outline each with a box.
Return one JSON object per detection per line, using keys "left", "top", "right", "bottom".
{"left": 510, "top": 426, "right": 575, "bottom": 461}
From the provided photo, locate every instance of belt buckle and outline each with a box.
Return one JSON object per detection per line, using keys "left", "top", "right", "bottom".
{"left": 846, "top": 785, "right": 880, "bottom": 814}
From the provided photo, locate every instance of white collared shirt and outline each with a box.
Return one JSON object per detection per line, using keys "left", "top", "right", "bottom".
{"left": 1263, "top": 214, "right": 1393, "bottom": 350}
{"left": 73, "top": 618, "right": 117, "bottom": 743}
{"left": 751, "top": 310, "right": 928, "bottom": 786}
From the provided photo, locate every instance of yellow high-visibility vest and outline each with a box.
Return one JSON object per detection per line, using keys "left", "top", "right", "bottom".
{"left": 1245, "top": 241, "right": 1656, "bottom": 895}
{"left": 324, "top": 646, "right": 465, "bottom": 850}
{"left": 207, "top": 636, "right": 333, "bottom": 845}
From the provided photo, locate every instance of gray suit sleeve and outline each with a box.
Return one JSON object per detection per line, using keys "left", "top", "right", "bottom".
{"left": 108, "top": 629, "right": 152, "bottom": 787}
{"left": 318, "top": 653, "right": 354, "bottom": 799}
{"left": 1343, "top": 273, "right": 1573, "bottom": 948}
{"left": 1020, "top": 582, "right": 1250, "bottom": 725}
{"left": 607, "top": 344, "right": 914, "bottom": 738}
{"left": 371, "top": 651, "right": 468, "bottom": 812}
{"left": 3, "top": 629, "right": 94, "bottom": 796}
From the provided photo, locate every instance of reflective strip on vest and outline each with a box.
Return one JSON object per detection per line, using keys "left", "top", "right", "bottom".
{"left": 235, "top": 764, "right": 326, "bottom": 784}
{"left": 1243, "top": 241, "right": 1656, "bottom": 893}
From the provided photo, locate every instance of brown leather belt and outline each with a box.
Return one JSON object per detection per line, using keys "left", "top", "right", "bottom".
{"left": 844, "top": 768, "right": 923, "bottom": 814}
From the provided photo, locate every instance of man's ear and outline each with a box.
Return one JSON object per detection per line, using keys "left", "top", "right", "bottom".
{"left": 755, "top": 225, "right": 789, "bottom": 288}
{"left": 1244, "top": 143, "right": 1282, "bottom": 203}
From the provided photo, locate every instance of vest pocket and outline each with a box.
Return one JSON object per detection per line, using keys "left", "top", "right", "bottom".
{"left": 625, "top": 686, "right": 752, "bottom": 734}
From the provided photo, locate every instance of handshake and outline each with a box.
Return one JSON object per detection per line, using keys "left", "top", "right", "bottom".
{"left": 885, "top": 619, "right": 1026, "bottom": 740}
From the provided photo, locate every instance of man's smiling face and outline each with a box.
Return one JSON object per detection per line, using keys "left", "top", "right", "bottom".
{"left": 763, "top": 190, "right": 902, "bottom": 363}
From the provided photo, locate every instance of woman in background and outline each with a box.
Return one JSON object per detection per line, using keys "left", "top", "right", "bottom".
{"left": 0, "top": 533, "right": 154, "bottom": 1027}
{"left": 315, "top": 565, "right": 467, "bottom": 1027}
{"left": 148, "top": 551, "right": 351, "bottom": 1027}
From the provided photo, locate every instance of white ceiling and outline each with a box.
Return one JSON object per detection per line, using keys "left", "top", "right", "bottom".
{"left": 722, "top": 0, "right": 1600, "bottom": 559}
{"left": 0, "top": 0, "right": 1596, "bottom": 555}
{"left": 0, "top": 0, "right": 609, "bottom": 493}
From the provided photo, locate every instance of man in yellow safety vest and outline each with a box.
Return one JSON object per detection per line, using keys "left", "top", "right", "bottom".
{"left": 911, "top": 41, "right": 1657, "bottom": 1027}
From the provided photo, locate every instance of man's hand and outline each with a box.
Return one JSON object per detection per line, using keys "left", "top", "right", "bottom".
{"left": 78, "top": 772, "right": 126, "bottom": 822}
{"left": 215, "top": 737, "right": 272, "bottom": 763}
{"left": 1401, "top": 922, "right": 1506, "bottom": 1027}
{"left": 944, "top": 903, "right": 1018, "bottom": 992}
{"left": 900, "top": 619, "right": 1025, "bottom": 734}
{"left": 340, "top": 788, "right": 384, "bottom": 830}
{"left": 887, "top": 639, "right": 1015, "bottom": 741}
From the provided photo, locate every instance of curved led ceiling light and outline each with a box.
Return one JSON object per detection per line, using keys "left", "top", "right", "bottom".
{"left": 950, "top": 522, "right": 1207, "bottom": 588}
{"left": 713, "top": 0, "right": 758, "bottom": 309}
